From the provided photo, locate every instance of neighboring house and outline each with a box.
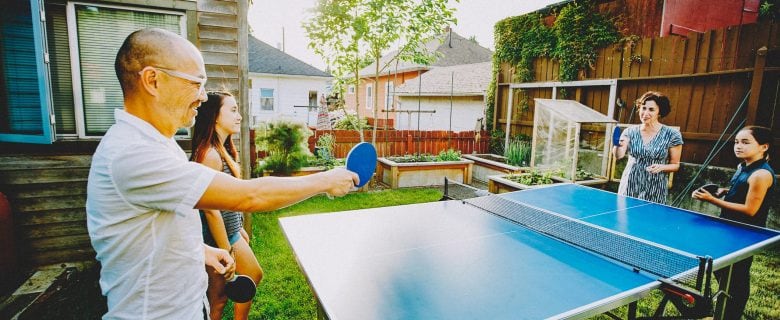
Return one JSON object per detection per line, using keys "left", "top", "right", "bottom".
{"left": 344, "top": 29, "right": 492, "bottom": 127}
{"left": 394, "top": 62, "right": 491, "bottom": 131}
{"left": 0, "top": 0, "right": 247, "bottom": 269}
{"left": 248, "top": 36, "right": 332, "bottom": 127}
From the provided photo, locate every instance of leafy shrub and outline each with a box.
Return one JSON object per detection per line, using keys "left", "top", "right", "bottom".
{"left": 505, "top": 139, "right": 531, "bottom": 166}
{"left": 552, "top": 167, "right": 596, "bottom": 181}
{"left": 306, "top": 156, "right": 344, "bottom": 169}
{"left": 436, "top": 149, "right": 461, "bottom": 161}
{"left": 506, "top": 170, "right": 554, "bottom": 185}
{"left": 489, "top": 129, "right": 506, "bottom": 154}
{"left": 315, "top": 133, "right": 336, "bottom": 159}
{"left": 387, "top": 154, "right": 436, "bottom": 163}
{"left": 333, "top": 114, "right": 367, "bottom": 130}
{"left": 255, "top": 121, "right": 312, "bottom": 176}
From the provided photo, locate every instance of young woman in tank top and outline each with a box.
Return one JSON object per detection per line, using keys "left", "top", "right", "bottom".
{"left": 191, "top": 92, "right": 263, "bottom": 320}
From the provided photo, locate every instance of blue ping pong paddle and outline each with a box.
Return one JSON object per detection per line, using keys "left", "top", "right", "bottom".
{"left": 345, "top": 142, "right": 377, "bottom": 188}
{"left": 612, "top": 127, "right": 623, "bottom": 146}
{"left": 225, "top": 274, "right": 256, "bottom": 303}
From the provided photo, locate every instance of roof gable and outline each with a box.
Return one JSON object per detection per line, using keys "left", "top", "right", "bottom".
{"left": 359, "top": 31, "right": 492, "bottom": 77}
{"left": 248, "top": 36, "right": 331, "bottom": 77}
{"left": 394, "top": 62, "right": 492, "bottom": 96}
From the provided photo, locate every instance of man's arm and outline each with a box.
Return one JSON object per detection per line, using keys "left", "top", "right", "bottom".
{"left": 196, "top": 168, "right": 359, "bottom": 213}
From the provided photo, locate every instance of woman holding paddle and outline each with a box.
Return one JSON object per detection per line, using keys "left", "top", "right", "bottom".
{"left": 692, "top": 125, "right": 775, "bottom": 319}
{"left": 191, "top": 92, "right": 262, "bottom": 320}
{"left": 612, "top": 91, "right": 683, "bottom": 204}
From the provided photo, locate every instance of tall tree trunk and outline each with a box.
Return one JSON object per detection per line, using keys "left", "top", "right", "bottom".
{"left": 371, "top": 52, "right": 380, "bottom": 146}
{"left": 353, "top": 61, "right": 364, "bottom": 142}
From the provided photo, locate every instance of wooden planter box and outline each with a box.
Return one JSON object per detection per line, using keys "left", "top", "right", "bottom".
{"left": 377, "top": 158, "right": 473, "bottom": 188}
{"left": 461, "top": 154, "right": 529, "bottom": 183}
{"left": 487, "top": 174, "right": 566, "bottom": 194}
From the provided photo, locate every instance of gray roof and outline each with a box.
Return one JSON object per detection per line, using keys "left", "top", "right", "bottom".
{"left": 394, "top": 62, "right": 492, "bottom": 96}
{"left": 359, "top": 31, "right": 493, "bottom": 77}
{"left": 248, "top": 36, "right": 330, "bottom": 77}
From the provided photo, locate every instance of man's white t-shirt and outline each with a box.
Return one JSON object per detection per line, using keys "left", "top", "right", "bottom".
{"left": 87, "top": 109, "right": 217, "bottom": 319}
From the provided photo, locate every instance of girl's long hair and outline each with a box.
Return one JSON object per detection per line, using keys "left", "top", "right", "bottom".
{"left": 190, "top": 92, "right": 241, "bottom": 178}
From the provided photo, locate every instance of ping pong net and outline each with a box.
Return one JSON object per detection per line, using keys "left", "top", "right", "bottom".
{"left": 441, "top": 180, "right": 715, "bottom": 317}
{"left": 441, "top": 178, "right": 710, "bottom": 289}
{"left": 440, "top": 177, "right": 490, "bottom": 201}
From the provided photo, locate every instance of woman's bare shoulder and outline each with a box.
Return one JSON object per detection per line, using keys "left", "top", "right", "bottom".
{"left": 200, "top": 148, "right": 223, "bottom": 171}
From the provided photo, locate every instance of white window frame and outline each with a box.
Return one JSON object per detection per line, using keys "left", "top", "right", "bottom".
{"left": 259, "top": 88, "right": 275, "bottom": 112}
{"left": 365, "top": 84, "right": 373, "bottom": 110}
{"left": 308, "top": 90, "right": 318, "bottom": 107}
{"left": 66, "top": 2, "right": 187, "bottom": 139}
{"left": 347, "top": 85, "right": 355, "bottom": 94}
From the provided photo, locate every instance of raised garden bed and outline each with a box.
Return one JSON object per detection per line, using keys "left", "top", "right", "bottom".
{"left": 461, "top": 154, "right": 528, "bottom": 183}
{"left": 487, "top": 172, "right": 566, "bottom": 193}
{"left": 377, "top": 157, "right": 473, "bottom": 188}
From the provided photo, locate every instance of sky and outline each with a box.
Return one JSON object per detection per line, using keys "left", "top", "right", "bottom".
{"left": 248, "top": 0, "right": 561, "bottom": 70}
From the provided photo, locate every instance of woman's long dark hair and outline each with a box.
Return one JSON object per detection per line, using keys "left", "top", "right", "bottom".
{"left": 190, "top": 92, "right": 241, "bottom": 178}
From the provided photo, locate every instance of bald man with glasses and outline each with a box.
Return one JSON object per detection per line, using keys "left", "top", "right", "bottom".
{"left": 87, "top": 28, "right": 358, "bottom": 319}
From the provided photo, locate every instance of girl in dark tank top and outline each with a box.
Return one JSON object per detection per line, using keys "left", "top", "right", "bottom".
{"left": 692, "top": 125, "right": 775, "bottom": 319}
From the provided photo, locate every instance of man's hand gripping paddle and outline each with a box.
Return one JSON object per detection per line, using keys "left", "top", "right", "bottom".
{"left": 345, "top": 142, "right": 377, "bottom": 188}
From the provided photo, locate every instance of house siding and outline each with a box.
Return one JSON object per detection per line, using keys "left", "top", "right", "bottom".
{"left": 396, "top": 96, "right": 484, "bottom": 131}
{"left": 344, "top": 70, "right": 420, "bottom": 123}
{"left": 249, "top": 74, "right": 331, "bottom": 126}
{"left": 0, "top": 0, "right": 246, "bottom": 268}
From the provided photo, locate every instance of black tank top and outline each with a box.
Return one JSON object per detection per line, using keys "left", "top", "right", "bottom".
{"left": 720, "top": 159, "right": 776, "bottom": 227}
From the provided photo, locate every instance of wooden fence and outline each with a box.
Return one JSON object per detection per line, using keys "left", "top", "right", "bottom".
{"left": 249, "top": 129, "right": 489, "bottom": 167}
{"left": 495, "top": 20, "right": 779, "bottom": 168}
{"left": 310, "top": 130, "right": 489, "bottom": 158}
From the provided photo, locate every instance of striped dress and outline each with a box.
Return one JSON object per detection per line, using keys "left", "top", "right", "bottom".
{"left": 617, "top": 125, "right": 683, "bottom": 204}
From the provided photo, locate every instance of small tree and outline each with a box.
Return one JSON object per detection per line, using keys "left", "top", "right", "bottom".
{"left": 255, "top": 121, "right": 313, "bottom": 176}
{"left": 305, "top": 0, "right": 458, "bottom": 144}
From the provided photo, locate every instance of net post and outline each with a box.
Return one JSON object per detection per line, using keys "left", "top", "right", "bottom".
{"left": 444, "top": 177, "right": 449, "bottom": 199}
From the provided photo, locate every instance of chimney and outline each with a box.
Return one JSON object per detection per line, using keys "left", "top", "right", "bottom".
{"left": 446, "top": 26, "right": 452, "bottom": 48}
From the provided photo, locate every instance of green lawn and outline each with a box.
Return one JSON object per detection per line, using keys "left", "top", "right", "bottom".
{"left": 235, "top": 187, "right": 780, "bottom": 320}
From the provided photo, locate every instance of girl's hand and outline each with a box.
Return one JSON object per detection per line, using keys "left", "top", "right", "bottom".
{"left": 692, "top": 188, "right": 715, "bottom": 202}
{"left": 645, "top": 164, "right": 664, "bottom": 174}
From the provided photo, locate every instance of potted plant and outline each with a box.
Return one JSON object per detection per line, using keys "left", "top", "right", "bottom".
{"left": 377, "top": 148, "right": 474, "bottom": 188}
{"left": 254, "top": 121, "right": 313, "bottom": 177}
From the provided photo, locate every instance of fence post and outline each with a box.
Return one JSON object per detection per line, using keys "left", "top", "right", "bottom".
{"left": 747, "top": 46, "right": 767, "bottom": 126}
{"left": 406, "top": 133, "right": 414, "bottom": 154}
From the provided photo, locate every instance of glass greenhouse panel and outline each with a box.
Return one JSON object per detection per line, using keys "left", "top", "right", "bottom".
{"left": 531, "top": 99, "right": 616, "bottom": 184}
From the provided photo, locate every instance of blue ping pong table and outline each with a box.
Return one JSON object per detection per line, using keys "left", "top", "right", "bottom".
{"left": 280, "top": 184, "right": 780, "bottom": 319}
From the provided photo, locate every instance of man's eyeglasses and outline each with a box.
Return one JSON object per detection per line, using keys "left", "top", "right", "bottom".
{"left": 139, "top": 66, "right": 207, "bottom": 93}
